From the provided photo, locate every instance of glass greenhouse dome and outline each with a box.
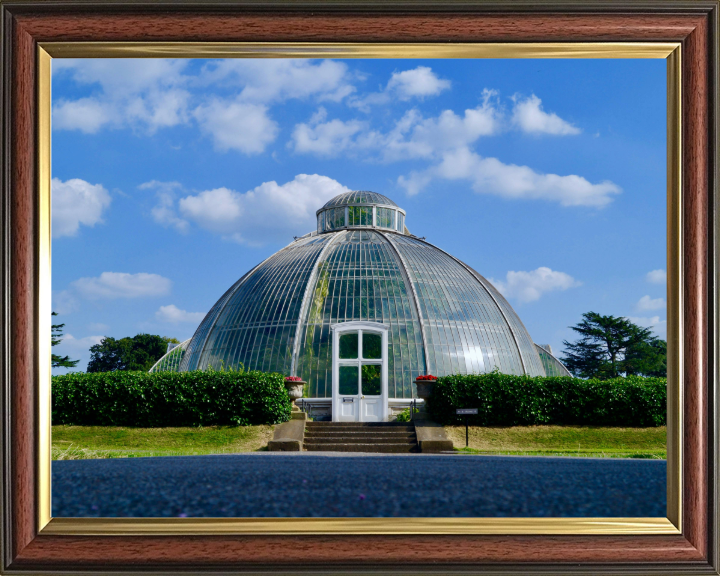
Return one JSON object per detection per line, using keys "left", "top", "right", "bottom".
{"left": 165, "top": 191, "right": 570, "bottom": 421}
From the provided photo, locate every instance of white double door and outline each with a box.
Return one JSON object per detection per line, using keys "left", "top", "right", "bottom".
{"left": 331, "top": 322, "right": 388, "bottom": 422}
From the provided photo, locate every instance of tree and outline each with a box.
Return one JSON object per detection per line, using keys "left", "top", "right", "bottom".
{"left": 561, "top": 312, "right": 666, "bottom": 379}
{"left": 87, "top": 333, "right": 172, "bottom": 373}
{"left": 51, "top": 311, "right": 79, "bottom": 369}
{"left": 625, "top": 338, "right": 667, "bottom": 377}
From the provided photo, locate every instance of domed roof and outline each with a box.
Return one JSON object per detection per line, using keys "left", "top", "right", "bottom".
{"left": 180, "top": 226, "right": 547, "bottom": 398}
{"left": 322, "top": 191, "right": 398, "bottom": 209}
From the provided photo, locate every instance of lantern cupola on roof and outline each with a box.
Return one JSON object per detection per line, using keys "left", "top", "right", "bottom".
{"left": 316, "top": 191, "right": 406, "bottom": 234}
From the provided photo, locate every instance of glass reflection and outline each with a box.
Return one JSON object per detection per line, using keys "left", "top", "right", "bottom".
{"left": 362, "top": 332, "right": 382, "bottom": 359}
{"left": 339, "top": 365, "right": 359, "bottom": 394}
{"left": 361, "top": 364, "right": 381, "bottom": 395}
{"left": 339, "top": 332, "right": 358, "bottom": 359}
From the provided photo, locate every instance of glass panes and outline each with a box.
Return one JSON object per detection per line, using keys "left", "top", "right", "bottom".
{"left": 323, "top": 208, "right": 345, "bottom": 231}
{"left": 348, "top": 206, "right": 360, "bottom": 226}
{"left": 376, "top": 207, "right": 394, "bottom": 229}
{"left": 335, "top": 208, "right": 346, "bottom": 229}
{"left": 397, "top": 213, "right": 405, "bottom": 232}
{"left": 348, "top": 206, "right": 372, "bottom": 226}
{"left": 361, "top": 364, "right": 381, "bottom": 395}
{"left": 360, "top": 207, "right": 371, "bottom": 226}
{"left": 339, "top": 332, "right": 358, "bottom": 358}
{"left": 339, "top": 365, "right": 359, "bottom": 394}
{"left": 362, "top": 332, "right": 382, "bottom": 359}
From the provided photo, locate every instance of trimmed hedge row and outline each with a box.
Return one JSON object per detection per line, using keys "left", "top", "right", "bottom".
{"left": 52, "top": 370, "right": 292, "bottom": 427}
{"left": 426, "top": 373, "right": 666, "bottom": 427}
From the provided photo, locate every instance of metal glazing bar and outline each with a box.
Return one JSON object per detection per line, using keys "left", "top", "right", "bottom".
{"left": 410, "top": 237, "right": 528, "bottom": 375}
{"left": 290, "top": 231, "right": 347, "bottom": 376}
{"left": 376, "top": 231, "right": 431, "bottom": 376}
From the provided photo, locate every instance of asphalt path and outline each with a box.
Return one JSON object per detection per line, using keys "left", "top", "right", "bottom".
{"left": 52, "top": 453, "right": 666, "bottom": 518}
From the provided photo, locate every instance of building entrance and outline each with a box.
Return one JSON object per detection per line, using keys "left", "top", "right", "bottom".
{"left": 331, "top": 321, "right": 389, "bottom": 422}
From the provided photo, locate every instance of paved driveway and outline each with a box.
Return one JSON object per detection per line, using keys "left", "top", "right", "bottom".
{"left": 52, "top": 453, "right": 666, "bottom": 518}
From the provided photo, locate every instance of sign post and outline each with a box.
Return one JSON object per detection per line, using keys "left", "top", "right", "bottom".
{"left": 455, "top": 408, "right": 478, "bottom": 448}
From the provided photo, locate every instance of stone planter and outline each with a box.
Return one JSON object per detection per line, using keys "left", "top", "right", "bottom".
{"left": 414, "top": 378, "right": 437, "bottom": 401}
{"left": 284, "top": 380, "right": 306, "bottom": 411}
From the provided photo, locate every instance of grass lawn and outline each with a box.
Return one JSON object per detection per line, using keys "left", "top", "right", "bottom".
{"left": 53, "top": 424, "right": 667, "bottom": 460}
{"left": 445, "top": 425, "right": 667, "bottom": 459}
{"left": 52, "top": 425, "right": 275, "bottom": 460}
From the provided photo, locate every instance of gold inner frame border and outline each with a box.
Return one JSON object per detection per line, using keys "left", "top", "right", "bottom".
{"left": 37, "top": 41, "right": 682, "bottom": 536}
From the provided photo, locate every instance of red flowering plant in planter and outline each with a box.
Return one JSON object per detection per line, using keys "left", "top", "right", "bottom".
{"left": 285, "top": 376, "right": 304, "bottom": 382}
{"left": 416, "top": 374, "right": 438, "bottom": 381}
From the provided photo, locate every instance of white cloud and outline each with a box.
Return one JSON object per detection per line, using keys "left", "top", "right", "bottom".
{"left": 58, "top": 333, "right": 105, "bottom": 351}
{"left": 142, "top": 180, "right": 189, "bottom": 232}
{"left": 52, "top": 290, "right": 79, "bottom": 315}
{"left": 375, "top": 99, "right": 502, "bottom": 161}
{"left": 178, "top": 187, "right": 243, "bottom": 229}
{"left": 53, "top": 58, "right": 357, "bottom": 148}
{"left": 53, "top": 59, "right": 189, "bottom": 96}
{"left": 646, "top": 269, "right": 667, "bottom": 284}
{"left": 350, "top": 66, "right": 450, "bottom": 110}
{"left": 291, "top": 108, "right": 366, "bottom": 156}
{"left": 156, "top": 304, "right": 206, "bottom": 324}
{"left": 399, "top": 147, "right": 621, "bottom": 207}
{"left": 292, "top": 91, "right": 502, "bottom": 160}
{"left": 51, "top": 332, "right": 106, "bottom": 374}
{"left": 511, "top": 94, "right": 580, "bottom": 135}
{"left": 173, "top": 173, "right": 350, "bottom": 245}
{"left": 52, "top": 59, "right": 191, "bottom": 134}
{"left": 87, "top": 322, "right": 109, "bottom": 332}
{"left": 53, "top": 98, "right": 116, "bottom": 134}
{"left": 52, "top": 177, "right": 112, "bottom": 238}
{"left": 490, "top": 267, "right": 581, "bottom": 303}
{"left": 193, "top": 100, "right": 278, "bottom": 154}
{"left": 71, "top": 272, "right": 172, "bottom": 299}
{"left": 627, "top": 316, "right": 667, "bottom": 339}
{"left": 387, "top": 66, "right": 451, "bottom": 100}
{"left": 198, "top": 59, "right": 355, "bottom": 104}
{"left": 636, "top": 295, "right": 666, "bottom": 311}
{"left": 124, "top": 88, "right": 190, "bottom": 131}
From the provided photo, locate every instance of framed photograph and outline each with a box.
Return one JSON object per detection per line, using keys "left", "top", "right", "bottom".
{"left": 1, "top": 1, "right": 717, "bottom": 574}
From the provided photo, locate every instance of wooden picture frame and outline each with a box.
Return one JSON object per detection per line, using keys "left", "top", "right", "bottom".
{"left": 1, "top": 1, "right": 717, "bottom": 573}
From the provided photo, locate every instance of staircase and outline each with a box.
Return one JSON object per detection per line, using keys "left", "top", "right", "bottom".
{"left": 304, "top": 421, "right": 419, "bottom": 453}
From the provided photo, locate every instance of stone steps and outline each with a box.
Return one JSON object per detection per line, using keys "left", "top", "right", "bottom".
{"left": 303, "top": 442, "right": 418, "bottom": 453}
{"left": 306, "top": 422, "right": 414, "bottom": 429}
{"left": 304, "top": 421, "right": 419, "bottom": 453}
{"left": 304, "top": 436, "right": 416, "bottom": 444}
{"left": 305, "top": 428, "right": 415, "bottom": 434}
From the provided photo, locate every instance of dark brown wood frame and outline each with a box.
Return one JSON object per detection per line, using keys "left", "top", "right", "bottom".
{"left": 1, "top": 2, "right": 718, "bottom": 573}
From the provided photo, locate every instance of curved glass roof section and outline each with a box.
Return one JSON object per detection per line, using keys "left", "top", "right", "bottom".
{"left": 180, "top": 215, "right": 547, "bottom": 398}
{"left": 535, "top": 344, "right": 573, "bottom": 377}
{"left": 389, "top": 234, "right": 545, "bottom": 378}
{"left": 149, "top": 339, "right": 190, "bottom": 373}
{"left": 180, "top": 234, "right": 334, "bottom": 373}
{"left": 322, "top": 191, "right": 397, "bottom": 209}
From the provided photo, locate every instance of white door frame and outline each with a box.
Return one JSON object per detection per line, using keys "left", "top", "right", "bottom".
{"left": 331, "top": 321, "right": 389, "bottom": 422}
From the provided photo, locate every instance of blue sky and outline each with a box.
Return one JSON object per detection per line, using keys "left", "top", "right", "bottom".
{"left": 50, "top": 57, "right": 667, "bottom": 374}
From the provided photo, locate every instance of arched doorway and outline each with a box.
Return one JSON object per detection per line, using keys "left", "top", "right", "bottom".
{"left": 331, "top": 321, "right": 389, "bottom": 422}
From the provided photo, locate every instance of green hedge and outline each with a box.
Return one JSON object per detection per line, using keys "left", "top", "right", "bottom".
{"left": 52, "top": 370, "right": 292, "bottom": 427}
{"left": 426, "top": 373, "right": 666, "bottom": 427}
